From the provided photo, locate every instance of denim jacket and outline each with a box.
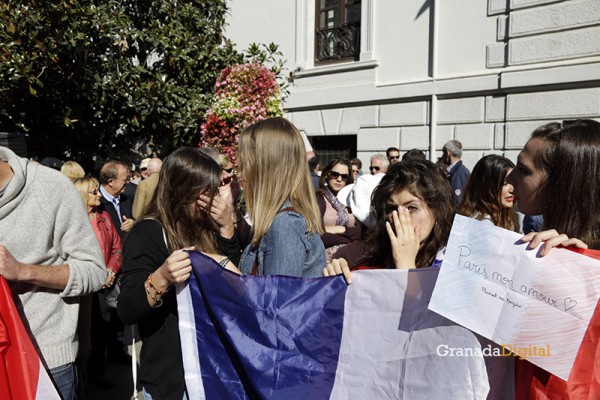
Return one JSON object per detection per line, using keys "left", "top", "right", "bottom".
{"left": 239, "top": 207, "right": 326, "bottom": 278}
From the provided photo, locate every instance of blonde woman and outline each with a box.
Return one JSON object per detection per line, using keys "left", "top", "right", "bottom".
{"left": 61, "top": 160, "right": 85, "bottom": 181}
{"left": 73, "top": 177, "right": 121, "bottom": 286}
{"left": 237, "top": 117, "right": 326, "bottom": 277}
{"left": 72, "top": 177, "right": 122, "bottom": 380}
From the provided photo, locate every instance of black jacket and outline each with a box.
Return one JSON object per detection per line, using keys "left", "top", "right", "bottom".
{"left": 99, "top": 191, "right": 134, "bottom": 240}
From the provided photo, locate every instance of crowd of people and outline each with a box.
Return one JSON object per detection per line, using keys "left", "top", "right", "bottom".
{"left": 1, "top": 117, "right": 599, "bottom": 399}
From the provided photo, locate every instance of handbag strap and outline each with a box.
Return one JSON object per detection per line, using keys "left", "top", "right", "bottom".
{"left": 250, "top": 207, "right": 298, "bottom": 275}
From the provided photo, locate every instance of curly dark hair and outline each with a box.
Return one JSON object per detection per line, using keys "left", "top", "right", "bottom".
{"left": 361, "top": 160, "right": 454, "bottom": 268}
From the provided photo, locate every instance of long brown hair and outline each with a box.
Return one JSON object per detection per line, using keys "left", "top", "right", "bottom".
{"left": 543, "top": 119, "right": 600, "bottom": 248}
{"left": 362, "top": 160, "right": 454, "bottom": 268}
{"left": 238, "top": 117, "right": 323, "bottom": 247}
{"left": 144, "top": 147, "right": 221, "bottom": 253}
{"left": 457, "top": 155, "right": 516, "bottom": 230}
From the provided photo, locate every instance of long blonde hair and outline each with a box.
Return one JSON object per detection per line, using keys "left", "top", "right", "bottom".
{"left": 238, "top": 117, "right": 323, "bottom": 246}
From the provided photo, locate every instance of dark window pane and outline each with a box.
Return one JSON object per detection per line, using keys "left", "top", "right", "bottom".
{"left": 345, "top": 4, "right": 361, "bottom": 24}
{"left": 321, "top": 0, "right": 339, "bottom": 8}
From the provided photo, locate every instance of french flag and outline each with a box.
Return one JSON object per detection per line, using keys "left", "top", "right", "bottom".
{"left": 177, "top": 252, "right": 512, "bottom": 399}
{"left": 0, "top": 277, "right": 60, "bottom": 400}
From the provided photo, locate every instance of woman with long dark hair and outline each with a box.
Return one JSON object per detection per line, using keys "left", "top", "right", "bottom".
{"left": 505, "top": 119, "right": 600, "bottom": 398}
{"left": 315, "top": 158, "right": 362, "bottom": 260}
{"left": 457, "top": 155, "right": 516, "bottom": 231}
{"left": 117, "top": 147, "right": 239, "bottom": 400}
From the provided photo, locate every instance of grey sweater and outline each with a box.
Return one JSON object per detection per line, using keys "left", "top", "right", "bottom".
{"left": 0, "top": 147, "right": 106, "bottom": 369}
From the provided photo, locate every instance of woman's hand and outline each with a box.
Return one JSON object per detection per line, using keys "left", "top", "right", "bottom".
{"left": 199, "top": 193, "right": 235, "bottom": 239}
{"left": 102, "top": 270, "right": 116, "bottom": 289}
{"left": 386, "top": 208, "right": 420, "bottom": 269}
{"left": 323, "top": 258, "right": 352, "bottom": 284}
{"left": 154, "top": 246, "right": 196, "bottom": 290}
{"left": 520, "top": 229, "right": 588, "bottom": 256}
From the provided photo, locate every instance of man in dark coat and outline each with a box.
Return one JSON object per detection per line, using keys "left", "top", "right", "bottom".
{"left": 443, "top": 140, "right": 471, "bottom": 205}
{"left": 98, "top": 160, "right": 135, "bottom": 240}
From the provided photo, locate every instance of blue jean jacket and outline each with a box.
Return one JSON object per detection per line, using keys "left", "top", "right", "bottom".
{"left": 239, "top": 209, "right": 326, "bottom": 278}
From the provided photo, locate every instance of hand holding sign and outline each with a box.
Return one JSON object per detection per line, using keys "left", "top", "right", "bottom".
{"left": 429, "top": 215, "right": 600, "bottom": 381}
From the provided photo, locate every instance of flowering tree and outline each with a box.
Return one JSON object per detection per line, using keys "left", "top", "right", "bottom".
{"left": 199, "top": 62, "right": 283, "bottom": 166}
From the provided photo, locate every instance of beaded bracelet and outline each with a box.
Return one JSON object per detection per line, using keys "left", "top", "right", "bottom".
{"left": 144, "top": 280, "right": 163, "bottom": 308}
{"left": 147, "top": 273, "right": 168, "bottom": 297}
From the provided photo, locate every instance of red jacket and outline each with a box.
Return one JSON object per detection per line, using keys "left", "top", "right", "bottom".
{"left": 91, "top": 210, "right": 122, "bottom": 274}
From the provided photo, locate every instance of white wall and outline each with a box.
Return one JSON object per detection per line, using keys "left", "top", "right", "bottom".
{"left": 225, "top": 0, "right": 600, "bottom": 171}
{"left": 437, "top": 0, "right": 499, "bottom": 76}
{"left": 374, "top": 0, "right": 430, "bottom": 83}
{"left": 226, "top": 0, "right": 297, "bottom": 64}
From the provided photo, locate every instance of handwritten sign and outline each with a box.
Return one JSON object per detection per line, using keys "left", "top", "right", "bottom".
{"left": 429, "top": 215, "right": 600, "bottom": 381}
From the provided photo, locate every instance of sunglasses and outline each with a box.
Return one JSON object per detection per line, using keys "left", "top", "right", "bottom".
{"left": 328, "top": 171, "right": 350, "bottom": 182}
{"left": 369, "top": 166, "right": 381, "bottom": 172}
{"left": 389, "top": 155, "right": 400, "bottom": 160}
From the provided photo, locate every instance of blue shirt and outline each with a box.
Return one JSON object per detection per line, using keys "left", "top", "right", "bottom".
{"left": 239, "top": 208, "right": 326, "bottom": 278}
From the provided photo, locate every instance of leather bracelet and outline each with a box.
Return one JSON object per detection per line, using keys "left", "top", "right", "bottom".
{"left": 144, "top": 280, "right": 163, "bottom": 308}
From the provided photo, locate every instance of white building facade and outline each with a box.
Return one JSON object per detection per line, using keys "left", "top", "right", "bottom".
{"left": 226, "top": 0, "right": 600, "bottom": 170}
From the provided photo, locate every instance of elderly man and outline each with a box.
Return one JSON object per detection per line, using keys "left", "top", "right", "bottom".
{"left": 369, "top": 153, "right": 389, "bottom": 175}
{"left": 0, "top": 146, "right": 106, "bottom": 399}
{"left": 132, "top": 157, "right": 162, "bottom": 219}
{"left": 99, "top": 160, "right": 135, "bottom": 240}
{"left": 443, "top": 140, "right": 471, "bottom": 205}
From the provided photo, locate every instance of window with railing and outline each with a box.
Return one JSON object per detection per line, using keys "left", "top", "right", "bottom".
{"left": 315, "top": 0, "right": 361, "bottom": 64}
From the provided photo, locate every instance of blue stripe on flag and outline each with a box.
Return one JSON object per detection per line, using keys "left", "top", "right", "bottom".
{"left": 185, "top": 252, "right": 348, "bottom": 400}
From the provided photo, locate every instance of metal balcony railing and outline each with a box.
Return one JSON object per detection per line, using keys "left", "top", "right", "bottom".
{"left": 316, "top": 22, "right": 361, "bottom": 63}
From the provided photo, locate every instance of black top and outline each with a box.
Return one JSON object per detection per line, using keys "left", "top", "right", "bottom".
{"left": 118, "top": 219, "right": 240, "bottom": 399}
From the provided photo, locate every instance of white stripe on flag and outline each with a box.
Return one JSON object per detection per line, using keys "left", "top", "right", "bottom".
{"left": 176, "top": 282, "right": 205, "bottom": 400}
{"left": 330, "top": 268, "right": 491, "bottom": 399}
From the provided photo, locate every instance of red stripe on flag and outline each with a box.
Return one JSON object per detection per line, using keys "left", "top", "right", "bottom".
{"left": 0, "top": 276, "right": 44, "bottom": 400}
{"left": 516, "top": 247, "right": 600, "bottom": 399}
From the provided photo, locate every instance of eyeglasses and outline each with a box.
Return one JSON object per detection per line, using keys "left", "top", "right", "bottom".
{"left": 222, "top": 167, "right": 233, "bottom": 173}
{"left": 369, "top": 166, "right": 381, "bottom": 172}
{"left": 88, "top": 189, "right": 99, "bottom": 195}
{"left": 328, "top": 171, "right": 350, "bottom": 182}
{"left": 388, "top": 155, "right": 400, "bottom": 160}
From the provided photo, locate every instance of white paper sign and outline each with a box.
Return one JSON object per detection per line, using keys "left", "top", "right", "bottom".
{"left": 429, "top": 215, "right": 600, "bottom": 381}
